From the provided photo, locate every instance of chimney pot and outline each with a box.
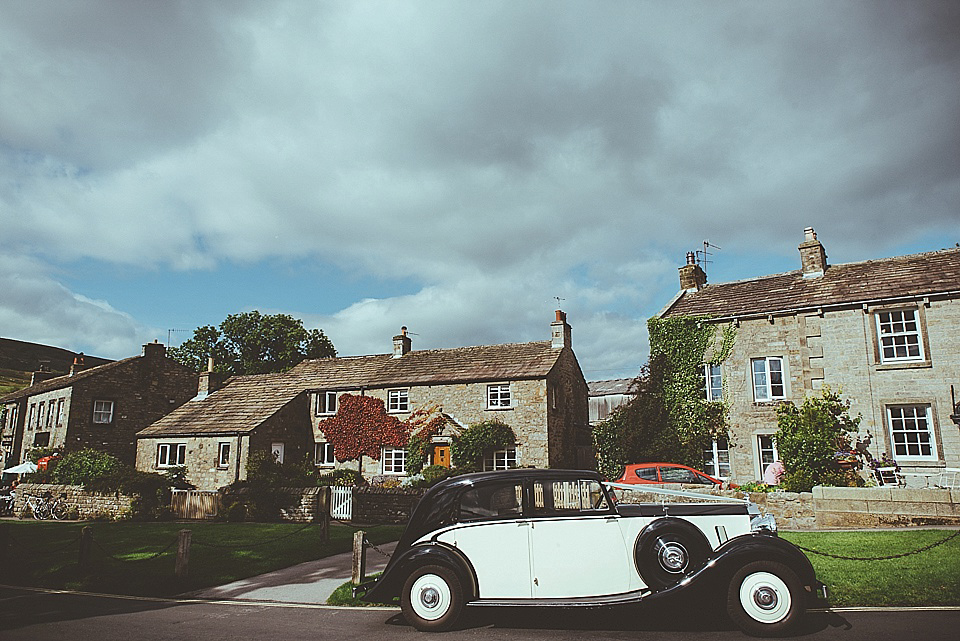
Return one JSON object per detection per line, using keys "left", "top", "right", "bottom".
{"left": 799, "top": 227, "right": 828, "bottom": 278}
{"left": 678, "top": 254, "right": 707, "bottom": 292}
{"left": 551, "top": 310, "right": 572, "bottom": 349}
{"left": 393, "top": 327, "right": 412, "bottom": 358}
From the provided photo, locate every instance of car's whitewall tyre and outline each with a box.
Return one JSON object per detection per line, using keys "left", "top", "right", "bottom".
{"left": 726, "top": 560, "right": 804, "bottom": 637}
{"left": 400, "top": 564, "right": 464, "bottom": 631}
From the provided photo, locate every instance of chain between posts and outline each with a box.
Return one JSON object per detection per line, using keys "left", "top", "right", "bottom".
{"left": 793, "top": 529, "right": 960, "bottom": 561}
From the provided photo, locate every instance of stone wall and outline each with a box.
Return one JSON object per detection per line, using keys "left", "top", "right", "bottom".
{"left": 352, "top": 486, "right": 423, "bottom": 524}
{"left": 813, "top": 485, "right": 960, "bottom": 528}
{"left": 13, "top": 483, "right": 135, "bottom": 519}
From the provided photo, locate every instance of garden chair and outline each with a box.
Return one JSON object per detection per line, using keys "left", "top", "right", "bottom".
{"left": 875, "top": 467, "right": 904, "bottom": 487}
{"left": 934, "top": 468, "right": 960, "bottom": 490}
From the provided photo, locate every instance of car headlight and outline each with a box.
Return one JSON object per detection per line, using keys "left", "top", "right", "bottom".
{"left": 750, "top": 513, "right": 778, "bottom": 534}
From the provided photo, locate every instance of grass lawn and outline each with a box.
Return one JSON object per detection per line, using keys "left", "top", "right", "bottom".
{"left": 780, "top": 530, "right": 960, "bottom": 607}
{"left": 0, "top": 520, "right": 404, "bottom": 597}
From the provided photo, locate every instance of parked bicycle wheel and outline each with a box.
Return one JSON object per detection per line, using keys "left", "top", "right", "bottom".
{"left": 51, "top": 500, "right": 68, "bottom": 520}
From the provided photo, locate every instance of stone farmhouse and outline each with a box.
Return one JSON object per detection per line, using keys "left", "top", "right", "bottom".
{"left": 0, "top": 342, "right": 197, "bottom": 470}
{"left": 656, "top": 228, "right": 960, "bottom": 486}
{"left": 136, "top": 312, "right": 590, "bottom": 491}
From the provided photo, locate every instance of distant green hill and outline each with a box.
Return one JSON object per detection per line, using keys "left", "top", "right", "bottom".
{"left": 0, "top": 337, "right": 112, "bottom": 396}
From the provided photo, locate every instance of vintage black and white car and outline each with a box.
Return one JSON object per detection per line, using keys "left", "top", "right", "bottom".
{"left": 357, "top": 468, "right": 823, "bottom": 636}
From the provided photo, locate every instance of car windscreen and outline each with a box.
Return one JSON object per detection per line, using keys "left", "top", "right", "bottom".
{"left": 458, "top": 481, "right": 523, "bottom": 521}
{"left": 532, "top": 479, "right": 610, "bottom": 515}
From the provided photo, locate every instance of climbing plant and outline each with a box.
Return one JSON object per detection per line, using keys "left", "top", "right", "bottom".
{"left": 594, "top": 315, "right": 735, "bottom": 478}
{"left": 451, "top": 419, "right": 516, "bottom": 471}
{"left": 403, "top": 404, "right": 450, "bottom": 475}
{"left": 319, "top": 394, "right": 411, "bottom": 461}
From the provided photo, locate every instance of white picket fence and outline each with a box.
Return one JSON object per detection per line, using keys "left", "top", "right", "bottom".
{"left": 330, "top": 485, "right": 353, "bottom": 520}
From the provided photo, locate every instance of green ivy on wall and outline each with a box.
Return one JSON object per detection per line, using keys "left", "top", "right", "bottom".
{"left": 593, "top": 315, "right": 735, "bottom": 479}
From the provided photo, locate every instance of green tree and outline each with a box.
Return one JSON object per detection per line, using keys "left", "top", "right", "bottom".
{"left": 775, "top": 388, "right": 862, "bottom": 492}
{"left": 169, "top": 311, "right": 336, "bottom": 374}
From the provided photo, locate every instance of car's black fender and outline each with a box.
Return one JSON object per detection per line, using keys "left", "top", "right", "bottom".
{"left": 360, "top": 541, "right": 478, "bottom": 605}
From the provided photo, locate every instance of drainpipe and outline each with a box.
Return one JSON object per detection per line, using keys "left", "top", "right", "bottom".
{"left": 235, "top": 434, "right": 243, "bottom": 483}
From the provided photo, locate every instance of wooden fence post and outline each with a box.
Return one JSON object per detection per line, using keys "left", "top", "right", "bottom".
{"left": 175, "top": 529, "right": 192, "bottom": 579}
{"left": 78, "top": 526, "right": 93, "bottom": 571}
{"left": 317, "top": 486, "right": 330, "bottom": 541}
{"left": 352, "top": 529, "right": 366, "bottom": 585}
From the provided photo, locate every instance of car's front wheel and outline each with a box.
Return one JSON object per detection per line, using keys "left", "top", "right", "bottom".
{"left": 726, "top": 560, "right": 805, "bottom": 637}
{"left": 400, "top": 564, "right": 464, "bottom": 632}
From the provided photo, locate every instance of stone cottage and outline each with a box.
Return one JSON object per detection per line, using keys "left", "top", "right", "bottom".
{"left": 0, "top": 341, "right": 197, "bottom": 469}
{"left": 656, "top": 228, "right": 960, "bottom": 485}
{"left": 135, "top": 311, "right": 591, "bottom": 490}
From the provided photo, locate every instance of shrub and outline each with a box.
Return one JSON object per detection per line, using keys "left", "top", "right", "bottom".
{"left": 316, "top": 468, "right": 365, "bottom": 486}
{"left": 775, "top": 388, "right": 863, "bottom": 492}
{"left": 451, "top": 420, "right": 515, "bottom": 469}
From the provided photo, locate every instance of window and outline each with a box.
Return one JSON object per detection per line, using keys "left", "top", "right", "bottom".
{"left": 93, "top": 400, "right": 114, "bottom": 424}
{"left": 483, "top": 448, "right": 517, "bottom": 471}
{"left": 38, "top": 402, "right": 45, "bottom": 429}
{"left": 703, "top": 438, "right": 730, "bottom": 479}
{"left": 27, "top": 404, "right": 35, "bottom": 430}
{"left": 876, "top": 310, "right": 924, "bottom": 363}
{"left": 157, "top": 443, "right": 186, "bottom": 467}
{"left": 382, "top": 447, "right": 406, "bottom": 474}
{"left": 46, "top": 401, "right": 55, "bottom": 428}
{"left": 56, "top": 399, "right": 65, "bottom": 426}
{"left": 757, "top": 435, "right": 779, "bottom": 474}
{"left": 315, "top": 391, "right": 338, "bottom": 416}
{"left": 33, "top": 432, "right": 50, "bottom": 448}
{"left": 533, "top": 479, "right": 609, "bottom": 514}
{"left": 751, "top": 357, "right": 785, "bottom": 401}
{"left": 459, "top": 481, "right": 523, "bottom": 521}
{"left": 387, "top": 389, "right": 409, "bottom": 413}
{"left": 701, "top": 364, "right": 722, "bottom": 401}
{"left": 487, "top": 383, "right": 512, "bottom": 408}
{"left": 217, "top": 442, "right": 231, "bottom": 468}
{"left": 632, "top": 466, "right": 659, "bottom": 481}
{"left": 887, "top": 405, "right": 937, "bottom": 460}
{"left": 315, "top": 441, "right": 336, "bottom": 466}
{"left": 271, "top": 442, "right": 285, "bottom": 464}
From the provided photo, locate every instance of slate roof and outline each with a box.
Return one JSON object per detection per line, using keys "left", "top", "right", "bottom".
{"left": 660, "top": 247, "right": 960, "bottom": 320}
{"left": 0, "top": 356, "right": 136, "bottom": 404}
{"left": 138, "top": 340, "right": 567, "bottom": 437}
{"left": 137, "top": 373, "right": 300, "bottom": 436}
{"left": 588, "top": 378, "right": 636, "bottom": 396}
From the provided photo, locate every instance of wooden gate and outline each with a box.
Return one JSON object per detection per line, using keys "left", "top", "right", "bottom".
{"left": 171, "top": 489, "right": 221, "bottom": 520}
{"left": 330, "top": 485, "right": 353, "bottom": 520}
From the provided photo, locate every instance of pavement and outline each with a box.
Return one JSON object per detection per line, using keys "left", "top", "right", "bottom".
{"left": 186, "top": 539, "right": 398, "bottom": 604}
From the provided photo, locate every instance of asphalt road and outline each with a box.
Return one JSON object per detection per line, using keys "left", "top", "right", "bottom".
{"left": 1, "top": 585, "right": 959, "bottom": 641}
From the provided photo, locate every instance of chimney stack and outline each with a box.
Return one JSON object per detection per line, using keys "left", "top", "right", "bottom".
{"left": 30, "top": 363, "right": 56, "bottom": 387}
{"left": 197, "top": 357, "right": 224, "bottom": 399}
{"left": 69, "top": 353, "right": 86, "bottom": 376}
{"left": 799, "top": 227, "right": 828, "bottom": 278}
{"left": 393, "top": 326, "right": 412, "bottom": 358}
{"left": 678, "top": 251, "right": 707, "bottom": 292}
{"left": 551, "top": 310, "right": 572, "bottom": 349}
{"left": 142, "top": 340, "right": 166, "bottom": 360}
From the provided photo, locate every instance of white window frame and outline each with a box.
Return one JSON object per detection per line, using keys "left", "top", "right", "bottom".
{"left": 751, "top": 357, "right": 785, "bottom": 402}
{"left": 315, "top": 441, "right": 336, "bottom": 467}
{"left": 93, "top": 399, "right": 115, "bottom": 424}
{"left": 157, "top": 443, "right": 186, "bottom": 468}
{"left": 703, "top": 438, "right": 730, "bottom": 479}
{"left": 382, "top": 447, "right": 407, "bottom": 475}
{"left": 702, "top": 364, "right": 722, "bottom": 401}
{"left": 28, "top": 404, "right": 35, "bottom": 430}
{"left": 487, "top": 383, "right": 512, "bottom": 409}
{"left": 217, "top": 442, "right": 231, "bottom": 468}
{"left": 387, "top": 389, "right": 409, "bottom": 413}
{"left": 57, "top": 398, "right": 65, "bottom": 426}
{"left": 757, "top": 434, "right": 779, "bottom": 476}
{"left": 484, "top": 447, "right": 518, "bottom": 471}
{"left": 887, "top": 404, "right": 937, "bottom": 460}
{"left": 38, "top": 402, "right": 45, "bottom": 429}
{"left": 876, "top": 309, "right": 925, "bottom": 363}
{"left": 315, "top": 391, "right": 338, "bottom": 416}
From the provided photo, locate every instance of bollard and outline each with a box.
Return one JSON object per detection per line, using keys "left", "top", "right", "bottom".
{"left": 78, "top": 526, "right": 93, "bottom": 571}
{"left": 352, "top": 529, "right": 366, "bottom": 585}
{"left": 175, "top": 529, "right": 192, "bottom": 579}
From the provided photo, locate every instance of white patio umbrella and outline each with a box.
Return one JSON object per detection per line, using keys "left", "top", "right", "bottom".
{"left": 2, "top": 461, "right": 38, "bottom": 474}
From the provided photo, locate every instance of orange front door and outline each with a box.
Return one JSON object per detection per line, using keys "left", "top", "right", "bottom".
{"left": 433, "top": 445, "right": 451, "bottom": 468}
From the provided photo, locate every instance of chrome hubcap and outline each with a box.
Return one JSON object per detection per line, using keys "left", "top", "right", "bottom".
{"left": 753, "top": 586, "right": 778, "bottom": 610}
{"left": 420, "top": 587, "right": 440, "bottom": 608}
{"left": 658, "top": 541, "right": 688, "bottom": 573}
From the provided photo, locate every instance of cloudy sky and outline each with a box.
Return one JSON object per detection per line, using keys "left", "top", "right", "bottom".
{"left": 1, "top": 1, "right": 958, "bottom": 380}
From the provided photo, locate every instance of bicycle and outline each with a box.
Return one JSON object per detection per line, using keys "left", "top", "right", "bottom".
{"left": 20, "top": 492, "right": 68, "bottom": 520}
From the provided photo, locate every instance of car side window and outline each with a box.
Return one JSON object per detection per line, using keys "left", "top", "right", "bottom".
{"left": 634, "top": 467, "right": 659, "bottom": 481}
{"left": 660, "top": 467, "right": 698, "bottom": 483}
{"left": 458, "top": 482, "right": 523, "bottom": 521}
{"left": 532, "top": 479, "right": 610, "bottom": 514}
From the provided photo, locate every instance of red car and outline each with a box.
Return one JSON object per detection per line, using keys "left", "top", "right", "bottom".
{"left": 614, "top": 462, "right": 735, "bottom": 488}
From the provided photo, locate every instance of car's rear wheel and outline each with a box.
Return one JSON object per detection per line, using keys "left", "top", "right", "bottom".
{"left": 726, "top": 560, "right": 805, "bottom": 637}
{"left": 400, "top": 564, "right": 464, "bottom": 632}
{"left": 635, "top": 522, "right": 711, "bottom": 590}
